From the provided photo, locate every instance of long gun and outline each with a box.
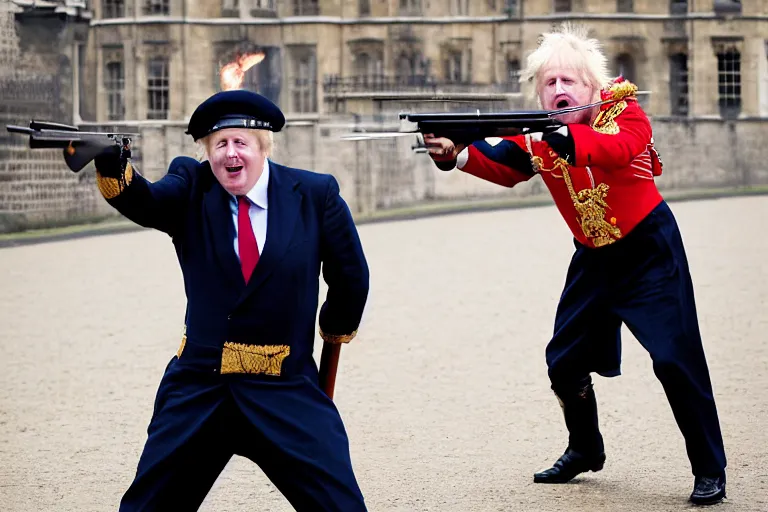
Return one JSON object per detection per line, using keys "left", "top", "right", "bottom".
{"left": 339, "top": 98, "right": 623, "bottom": 153}
{"left": 6, "top": 120, "right": 139, "bottom": 173}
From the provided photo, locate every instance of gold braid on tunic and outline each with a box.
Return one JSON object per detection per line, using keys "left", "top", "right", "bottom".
{"left": 533, "top": 156, "right": 622, "bottom": 247}
{"left": 524, "top": 81, "right": 638, "bottom": 247}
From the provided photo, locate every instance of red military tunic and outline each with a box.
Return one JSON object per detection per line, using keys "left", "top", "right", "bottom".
{"left": 455, "top": 78, "right": 664, "bottom": 248}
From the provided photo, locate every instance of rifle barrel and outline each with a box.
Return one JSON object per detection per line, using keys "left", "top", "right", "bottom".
{"left": 6, "top": 125, "right": 33, "bottom": 135}
{"left": 415, "top": 118, "right": 561, "bottom": 128}
{"left": 402, "top": 111, "right": 552, "bottom": 121}
{"left": 33, "top": 130, "right": 139, "bottom": 138}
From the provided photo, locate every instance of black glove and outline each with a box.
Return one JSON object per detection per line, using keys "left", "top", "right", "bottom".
{"left": 434, "top": 159, "right": 458, "bottom": 171}
{"left": 93, "top": 141, "right": 130, "bottom": 178}
{"left": 541, "top": 127, "right": 576, "bottom": 165}
{"left": 92, "top": 140, "right": 134, "bottom": 199}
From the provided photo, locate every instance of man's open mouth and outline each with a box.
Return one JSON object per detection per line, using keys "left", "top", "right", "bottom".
{"left": 556, "top": 99, "right": 569, "bottom": 109}
{"left": 226, "top": 166, "right": 243, "bottom": 173}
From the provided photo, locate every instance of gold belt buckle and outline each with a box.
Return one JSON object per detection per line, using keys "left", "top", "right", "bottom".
{"left": 220, "top": 342, "right": 290, "bottom": 375}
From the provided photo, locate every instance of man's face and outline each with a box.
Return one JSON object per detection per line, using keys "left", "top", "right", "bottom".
{"left": 207, "top": 128, "right": 265, "bottom": 196}
{"left": 538, "top": 63, "right": 596, "bottom": 125}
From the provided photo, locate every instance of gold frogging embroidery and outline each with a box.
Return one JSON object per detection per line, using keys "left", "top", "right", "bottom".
{"left": 533, "top": 156, "right": 623, "bottom": 247}
{"left": 220, "top": 343, "right": 290, "bottom": 375}
{"left": 592, "top": 100, "right": 627, "bottom": 135}
{"left": 96, "top": 162, "right": 134, "bottom": 199}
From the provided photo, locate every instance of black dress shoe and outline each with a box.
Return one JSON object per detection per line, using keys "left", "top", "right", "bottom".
{"left": 690, "top": 474, "right": 726, "bottom": 505}
{"left": 533, "top": 448, "right": 606, "bottom": 483}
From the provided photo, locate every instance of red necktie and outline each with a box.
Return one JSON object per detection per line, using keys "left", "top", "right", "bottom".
{"left": 237, "top": 196, "right": 259, "bottom": 283}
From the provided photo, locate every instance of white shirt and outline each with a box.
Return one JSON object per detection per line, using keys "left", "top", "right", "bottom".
{"left": 230, "top": 158, "right": 269, "bottom": 259}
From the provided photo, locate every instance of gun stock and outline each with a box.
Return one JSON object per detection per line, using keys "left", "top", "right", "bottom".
{"left": 6, "top": 120, "right": 139, "bottom": 173}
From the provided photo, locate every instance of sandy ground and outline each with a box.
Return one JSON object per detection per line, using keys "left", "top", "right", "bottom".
{"left": 0, "top": 196, "right": 766, "bottom": 511}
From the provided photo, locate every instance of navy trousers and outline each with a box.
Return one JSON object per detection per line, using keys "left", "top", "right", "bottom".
{"left": 545, "top": 200, "right": 726, "bottom": 477}
{"left": 119, "top": 356, "right": 367, "bottom": 511}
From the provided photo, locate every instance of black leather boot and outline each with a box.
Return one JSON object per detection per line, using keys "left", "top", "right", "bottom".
{"left": 534, "top": 377, "right": 606, "bottom": 484}
{"left": 690, "top": 473, "right": 726, "bottom": 505}
{"left": 534, "top": 448, "right": 606, "bottom": 483}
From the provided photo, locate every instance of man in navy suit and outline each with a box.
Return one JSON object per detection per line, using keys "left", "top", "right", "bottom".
{"left": 93, "top": 89, "right": 370, "bottom": 511}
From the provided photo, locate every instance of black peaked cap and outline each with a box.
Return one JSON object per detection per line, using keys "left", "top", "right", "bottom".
{"left": 186, "top": 89, "right": 285, "bottom": 140}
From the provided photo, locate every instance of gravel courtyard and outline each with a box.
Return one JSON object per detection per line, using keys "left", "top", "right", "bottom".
{"left": 1, "top": 196, "right": 766, "bottom": 511}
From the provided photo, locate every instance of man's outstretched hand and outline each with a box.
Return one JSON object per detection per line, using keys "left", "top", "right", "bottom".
{"left": 423, "top": 134, "right": 465, "bottom": 163}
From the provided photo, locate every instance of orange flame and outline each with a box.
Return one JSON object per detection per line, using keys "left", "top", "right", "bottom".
{"left": 219, "top": 51, "right": 266, "bottom": 90}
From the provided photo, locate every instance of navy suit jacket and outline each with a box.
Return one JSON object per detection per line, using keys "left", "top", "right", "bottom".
{"left": 103, "top": 156, "right": 369, "bottom": 381}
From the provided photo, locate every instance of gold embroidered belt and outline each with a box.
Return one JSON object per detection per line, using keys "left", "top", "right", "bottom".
{"left": 176, "top": 334, "right": 290, "bottom": 376}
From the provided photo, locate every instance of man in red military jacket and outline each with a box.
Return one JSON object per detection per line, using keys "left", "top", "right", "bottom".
{"left": 425, "top": 23, "right": 726, "bottom": 505}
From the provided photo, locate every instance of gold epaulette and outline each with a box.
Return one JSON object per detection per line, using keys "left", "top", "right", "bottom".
{"left": 319, "top": 328, "right": 358, "bottom": 344}
{"left": 96, "top": 162, "right": 134, "bottom": 199}
{"left": 607, "top": 80, "right": 638, "bottom": 101}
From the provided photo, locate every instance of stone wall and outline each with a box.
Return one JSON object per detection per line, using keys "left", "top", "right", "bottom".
{"left": 31, "top": 114, "right": 762, "bottom": 230}
{"left": 0, "top": 4, "right": 97, "bottom": 232}
{"left": 3, "top": 98, "right": 767, "bottom": 234}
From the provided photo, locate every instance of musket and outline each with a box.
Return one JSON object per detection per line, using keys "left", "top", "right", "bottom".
{"left": 6, "top": 120, "right": 139, "bottom": 173}
{"left": 340, "top": 95, "right": 648, "bottom": 153}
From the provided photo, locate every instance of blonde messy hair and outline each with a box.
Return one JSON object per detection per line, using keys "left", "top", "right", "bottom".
{"left": 195, "top": 129, "right": 274, "bottom": 162}
{"left": 520, "top": 22, "right": 612, "bottom": 105}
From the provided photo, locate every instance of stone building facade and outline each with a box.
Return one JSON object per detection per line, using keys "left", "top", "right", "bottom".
{"left": 0, "top": 1, "right": 98, "bottom": 232}
{"left": 1, "top": 0, "right": 767, "bottom": 231}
